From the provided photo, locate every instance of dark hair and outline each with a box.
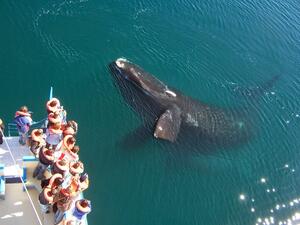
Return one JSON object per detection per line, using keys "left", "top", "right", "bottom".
{"left": 71, "top": 146, "right": 80, "bottom": 154}
{"left": 44, "top": 149, "right": 54, "bottom": 156}
{"left": 46, "top": 190, "right": 53, "bottom": 197}
{"left": 72, "top": 161, "right": 80, "bottom": 169}
{"left": 20, "top": 106, "right": 28, "bottom": 112}
{"left": 53, "top": 177, "right": 64, "bottom": 186}
{"left": 35, "top": 129, "right": 43, "bottom": 135}
{"left": 68, "top": 137, "right": 76, "bottom": 145}
{"left": 49, "top": 100, "right": 58, "bottom": 107}
{"left": 80, "top": 173, "right": 88, "bottom": 182}
{"left": 80, "top": 199, "right": 89, "bottom": 208}
{"left": 41, "top": 178, "right": 50, "bottom": 189}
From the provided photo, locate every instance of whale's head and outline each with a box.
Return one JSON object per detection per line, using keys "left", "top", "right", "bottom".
{"left": 109, "top": 58, "right": 183, "bottom": 142}
{"left": 109, "top": 58, "right": 178, "bottom": 103}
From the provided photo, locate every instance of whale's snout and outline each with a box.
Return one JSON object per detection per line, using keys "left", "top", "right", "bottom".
{"left": 109, "top": 58, "right": 140, "bottom": 83}
{"left": 109, "top": 58, "right": 130, "bottom": 78}
{"left": 115, "top": 58, "right": 128, "bottom": 69}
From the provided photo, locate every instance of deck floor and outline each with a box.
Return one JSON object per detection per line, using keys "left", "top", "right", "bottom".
{"left": 0, "top": 183, "right": 54, "bottom": 225}
{"left": 0, "top": 137, "right": 55, "bottom": 225}
{"left": 0, "top": 137, "right": 30, "bottom": 177}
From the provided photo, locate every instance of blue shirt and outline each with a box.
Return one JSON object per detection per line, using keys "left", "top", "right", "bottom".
{"left": 14, "top": 115, "right": 32, "bottom": 133}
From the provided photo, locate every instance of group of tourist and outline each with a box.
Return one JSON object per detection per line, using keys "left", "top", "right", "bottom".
{"left": 17, "top": 98, "right": 91, "bottom": 225}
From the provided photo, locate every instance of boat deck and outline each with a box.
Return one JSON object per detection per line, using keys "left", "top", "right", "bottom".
{"left": 0, "top": 183, "right": 54, "bottom": 225}
{"left": 0, "top": 137, "right": 88, "bottom": 225}
{"left": 0, "top": 137, "right": 55, "bottom": 225}
{"left": 0, "top": 137, "right": 28, "bottom": 180}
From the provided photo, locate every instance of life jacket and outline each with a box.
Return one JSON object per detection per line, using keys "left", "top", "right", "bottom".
{"left": 48, "top": 173, "right": 63, "bottom": 189}
{"left": 31, "top": 129, "right": 44, "bottom": 142}
{"left": 62, "top": 148, "right": 79, "bottom": 162}
{"left": 61, "top": 135, "right": 76, "bottom": 152}
{"left": 48, "top": 112, "right": 61, "bottom": 124}
{"left": 46, "top": 98, "right": 61, "bottom": 113}
{"left": 63, "top": 121, "right": 78, "bottom": 136}
{"left": 67, "top": 176, "right": 80, "bottom": 198}
{"left": 69, "top": 161, "right": 84, "bottom": 176}
{"left": 73, "top": 200, "right": 91, "bottom": 220}
{"left": 39, "top": 187, "right": 53, "bottom": 205}
{"left": 38, "top": 147, "right": 54, "bottom": 166}
{"left": 30, "top": 130, "right": 46, "bottom": 155}
{"left": 63, "top": 126, "right": 75, "bottom": 136}
{"left": 52, "top": 160, "right": 69, "bottom": 176}
{"left": 55, "top": 188, "right": 72, "bottom": 212}
{"left": 15, "top": 111, "right": 31, "bottom": 117}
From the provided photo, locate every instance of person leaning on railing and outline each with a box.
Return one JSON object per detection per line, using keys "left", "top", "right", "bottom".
{"left": 14, "top": 106, "right": 32, "bottom": 145}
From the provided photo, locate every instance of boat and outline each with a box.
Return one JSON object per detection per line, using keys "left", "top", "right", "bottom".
{"left": 0, "top": 87, "right": 89, "bottom": 225}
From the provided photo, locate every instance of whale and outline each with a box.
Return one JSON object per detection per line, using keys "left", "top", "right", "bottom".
{"left": 109, "top": 58, "right": 277, "bottom": 149}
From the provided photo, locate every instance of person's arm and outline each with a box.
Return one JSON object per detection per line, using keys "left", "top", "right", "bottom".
{"left": 24, "top": 116, "right": 33, "bottom": 126}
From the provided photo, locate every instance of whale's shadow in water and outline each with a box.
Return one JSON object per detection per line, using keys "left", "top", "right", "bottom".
{"left": 116, "top": 125, "right": 251, "bottom": 175}
{"left": 117, "top": 118, "right": 253, "bottom": 156}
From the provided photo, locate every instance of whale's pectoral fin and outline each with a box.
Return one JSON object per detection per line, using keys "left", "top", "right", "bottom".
{"left": 154, "top": 106, "right": 182, "bottom": 142}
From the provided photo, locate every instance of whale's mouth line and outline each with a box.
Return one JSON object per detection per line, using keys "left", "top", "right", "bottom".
{"left": 110, "top": 61, "right": 151, "bottom": 93}
{"left": 109, "top": 58, "right": 177, "bottom": 100}
{"left": 110, "top": 62, "right": 139, "bottom": 85}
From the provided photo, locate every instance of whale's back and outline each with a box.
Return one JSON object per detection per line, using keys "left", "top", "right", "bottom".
{"left": 180, "top": 97, "right": 251, "bottom": 147}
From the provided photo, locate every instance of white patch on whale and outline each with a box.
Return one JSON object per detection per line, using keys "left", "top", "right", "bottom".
{"left": 186, "top": 113, "right": 199, "bottom": 127}
{"left": 116, "top": 60, "right": 125, "bottom": 68}
{"left": 116, "top": 58, "right": 128, "bottom": 68}
{"left": 165, "top": 89, "right": 176, "bottom": 97}
{"left": 116, "top": 57, "right": 128, "bottom": 62}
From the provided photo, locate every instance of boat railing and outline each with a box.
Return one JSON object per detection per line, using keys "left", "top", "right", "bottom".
{"left": 7, "top": 118, "right": 47, "bottom": 137}
{"left": 7, "top": 86, "right": 53, "bottom": 137}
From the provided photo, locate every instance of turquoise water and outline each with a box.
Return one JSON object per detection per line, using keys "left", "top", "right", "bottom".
{"left": 1, "top": 0, "right": 300, "bottom": 224}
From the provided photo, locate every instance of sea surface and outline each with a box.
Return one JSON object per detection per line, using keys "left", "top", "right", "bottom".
{"left": 0, "top": 0, "right": 300, "bottom": 224}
